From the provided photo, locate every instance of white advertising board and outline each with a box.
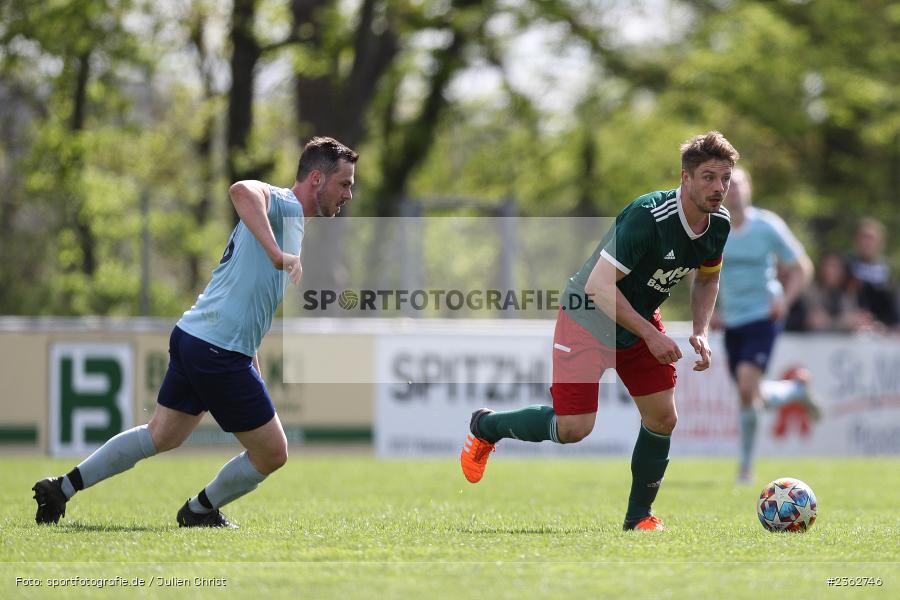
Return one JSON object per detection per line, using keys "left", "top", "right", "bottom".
{"left": 375, "top": 329, "right": 900, "bottom": 457}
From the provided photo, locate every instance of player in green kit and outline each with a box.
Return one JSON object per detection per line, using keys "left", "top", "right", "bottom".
{"left": 460, "top": 131, "right": 739, "bottom": 531}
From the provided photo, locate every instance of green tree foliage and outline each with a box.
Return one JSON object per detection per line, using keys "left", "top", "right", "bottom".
{"left": 0, "top": 0, "right": 232, "bottom": 315}
{"left": 1, "top": 0, "right": 142, "bottom": 313}
{"left": 658, "top": 0, "right": 900, "bottom": 256}
{"left": 0, "top": 0, "right": 897, "bottom": 316}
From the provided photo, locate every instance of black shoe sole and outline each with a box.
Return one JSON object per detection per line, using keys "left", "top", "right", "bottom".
{"left": 176, "top": 501, "right": 238, "bottom": 528}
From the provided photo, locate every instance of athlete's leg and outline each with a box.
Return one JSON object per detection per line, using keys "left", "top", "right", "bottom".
{"left": 64, "top": 347, "right": 207, "bottom": 496}
{"left": 63, "top": 406, "right": 202, "bottom": 496}
{"left": 462, "top": 400, "right": 593, "bottom": 484}
{"left": 735, "top": 361, "right": 764, "bottom": 480}
{"left": 35, "top": 326, "right": 205, "bottom": 524}
{"left": 632, "top": 387, "right": 678, "bottom": 434}
{"left": 184, "top": 414, "right": 286, "bottom": 516}
{"left": 726, "top": 319, "right": 779, "bottom": 481}
{"left": 33, "top": 418, "right": 163, "bottom": 524}
{"left": 474, "top": 404, "right": 563, "bottom": 444}
{"left": 73, "top": 325, "right": 205, "bottom": 484}
{"left": 626, "top": 388, "right": 676, "bottom": 525}
{"left": 474, "top": 308, "right": 605, "bottom": 446}
{"left": 461, "top": 309, "right": 606, "bottom": 483}
{"left": 233, "top": 413, "right": 289, "bottom": 475}
{"left": 473, "top": 403, "right": 597, "bottom": 445}
{"left": 149, "top": 405, "right": 206, "bottom": 452}
{"left": 174, "top": 327, "right": 282, "bottom": 518}
{"left": 32, "top": 405, "right": 201, "bottom": 524}
{"left": 735, "top": 362, "right": 764, "bottom": 409}
{"left": 555, "top": 412, "right": 597, "bottom": 443}
{"left": 760, "top": 366, "right": 818, "bottom": 417}
{"left": 34, "top": 366, "right": 205, "bottom": 524}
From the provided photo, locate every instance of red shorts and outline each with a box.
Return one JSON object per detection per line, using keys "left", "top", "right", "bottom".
{"left": 549, "top": 307, "right": 677, "bottom": 416}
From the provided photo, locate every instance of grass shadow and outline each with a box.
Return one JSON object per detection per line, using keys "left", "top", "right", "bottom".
{"left": 454, "top": 526, "right": 589, "bottom": 535}
{"left": 58, "top": 522, "right": 173, "bottom": 533}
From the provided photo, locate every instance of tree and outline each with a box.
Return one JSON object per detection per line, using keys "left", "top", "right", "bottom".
{"left": 286, "top": 0, "right": 640, "bottom": 217}
{"left": 0, "top": 0, "right": 143, "bottom": 313}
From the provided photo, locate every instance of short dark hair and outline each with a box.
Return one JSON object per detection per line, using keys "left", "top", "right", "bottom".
{"left": 680, "top": 131, "right": 739, "bottom": 174}
{"left": 296, "top": 137, "right": 359, "bottom": 182}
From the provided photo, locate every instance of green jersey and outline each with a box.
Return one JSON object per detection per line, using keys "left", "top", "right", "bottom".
{"left": 563, "top": 187, "right": 730, "bottom": 349}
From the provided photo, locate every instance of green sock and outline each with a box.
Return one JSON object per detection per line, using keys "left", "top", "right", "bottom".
{"left": 476, "top": 405, "right": 559, "bottom": 444}
{"left": 626, "top": 423, "right": 671, "bottom": 521}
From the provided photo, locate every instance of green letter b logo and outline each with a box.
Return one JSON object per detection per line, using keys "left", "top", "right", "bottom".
{"left": 50, "top": 344, "right": 133, "bottom": 457}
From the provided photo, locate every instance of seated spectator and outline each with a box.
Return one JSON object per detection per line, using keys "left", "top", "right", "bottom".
{"left": 846, "top": 218, "right": 899, "bottom": 330}
{"left": 805, "top": 253, "right": 871, "bottom": 332}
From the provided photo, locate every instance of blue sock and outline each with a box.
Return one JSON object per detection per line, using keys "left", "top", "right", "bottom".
{"left": 64, "top": 425, "right": 157, "bottom": 497}
{"left": 189, "top": 452, "right": 266, "bottom": 514}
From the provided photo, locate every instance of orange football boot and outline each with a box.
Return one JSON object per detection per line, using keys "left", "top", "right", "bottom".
{"left": 624, "top": 515, "right": 666, "bottom": 531}
{"left": 461, "top": 434, "right": 495, "bottom": 483}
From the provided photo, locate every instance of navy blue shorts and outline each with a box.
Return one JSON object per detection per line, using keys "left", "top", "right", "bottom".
{"left": 723, "top": 318, "right": 780, "bottom": 378}
{"left": 157, "top": 327, "right": 275, "bottom": 433}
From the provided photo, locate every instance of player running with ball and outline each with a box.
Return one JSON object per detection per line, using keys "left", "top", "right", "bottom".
{"left": 32, "top": 137, "right": 357, "bottom": 528}
{"left": 461, "top": 131, "right": 739, "bottom": 531}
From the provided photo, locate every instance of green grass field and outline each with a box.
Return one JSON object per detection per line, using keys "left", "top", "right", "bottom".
{"left": 2, "top": 455, "right": 898, "bottom": 598}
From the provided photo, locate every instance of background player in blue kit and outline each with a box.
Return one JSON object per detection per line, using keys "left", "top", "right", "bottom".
{"left": 32, "top": 137, "right": 358, "bottom": 527}
{"left": 717, "top": 167, "right": 818, "bottom": 484}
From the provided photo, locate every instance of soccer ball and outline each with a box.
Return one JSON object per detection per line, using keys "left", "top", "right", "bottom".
{"left": 757, "top": 477, "right": 817, "bottom": 532}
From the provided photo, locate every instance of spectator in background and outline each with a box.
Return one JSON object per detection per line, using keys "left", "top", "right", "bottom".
{"left": 846, "top": 218, "right": 899, "bottom": 331}
{"left": 805, "top": 253, "right": 872, "bottom": 332}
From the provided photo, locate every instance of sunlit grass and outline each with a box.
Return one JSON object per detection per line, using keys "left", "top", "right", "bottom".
{"left": 2, "top": 456, "right": 897, "bottom": 598}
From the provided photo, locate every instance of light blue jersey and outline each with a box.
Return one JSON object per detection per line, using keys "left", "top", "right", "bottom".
{"left": 177, "top": 185, "right": 304, "bottom": 356}
{"left": 719, "top": 207, "right": 803, "bottom": 328}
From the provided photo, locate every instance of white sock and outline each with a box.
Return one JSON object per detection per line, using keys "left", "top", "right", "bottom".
{"left": 189, "top": 452, "right": 266, "bottom": 513}
{"left": 72, "top": 425, "right": 157, "bottom": 491}
{"left": 60, "top": 476, "right": 76, "bottom": 499}
{"left": 761, "top": 379, "right": 806, "bottom": 409}
{"left": 739, "top": 407, "right": 759, "bottom": 473}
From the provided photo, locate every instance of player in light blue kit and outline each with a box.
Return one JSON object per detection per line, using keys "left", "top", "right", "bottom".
{"left": 717, "top": 167, "right": 817, "bottom": 484}
{"left": 32, "top": 137, "right": 358, "bottom": 526}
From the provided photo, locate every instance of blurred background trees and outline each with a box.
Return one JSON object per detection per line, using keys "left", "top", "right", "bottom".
{"left": 1, "top": 0, "right": 898, "bottom": 316}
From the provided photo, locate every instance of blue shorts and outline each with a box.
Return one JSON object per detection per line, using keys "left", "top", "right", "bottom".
{"left": 723, "top": 318, "right": 780, "bottom": 378}
{"left": 157, "top": 327, "right": 275, "bottom": 433}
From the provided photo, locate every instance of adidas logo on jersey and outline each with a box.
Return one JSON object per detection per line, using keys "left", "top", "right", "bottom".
{"left": 664, "top": 250, "right": 675, "bottom": 260}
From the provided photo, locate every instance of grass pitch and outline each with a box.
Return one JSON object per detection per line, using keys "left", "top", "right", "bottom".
{"left": 2, "top": 455, "right": 897, "bottom": 598}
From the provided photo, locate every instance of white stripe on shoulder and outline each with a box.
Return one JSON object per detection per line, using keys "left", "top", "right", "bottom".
{"left": 654, "top": 207, "right": 679, "bottom": 222}
{"left": 711, "top": 212, "right": 731, "bottom": 222}
{"left": 717, "top": 205, "right": 731, "bottom": 218}
{"left": 650, "top": 198, "right": 676, "bottom": 215}
{"left": 600, "top": 249, "right": 631, "bottom": 275}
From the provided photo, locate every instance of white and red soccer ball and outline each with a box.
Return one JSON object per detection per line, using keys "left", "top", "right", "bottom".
{"left": 757, "top": 477, "right": 817, "bottom": 532}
